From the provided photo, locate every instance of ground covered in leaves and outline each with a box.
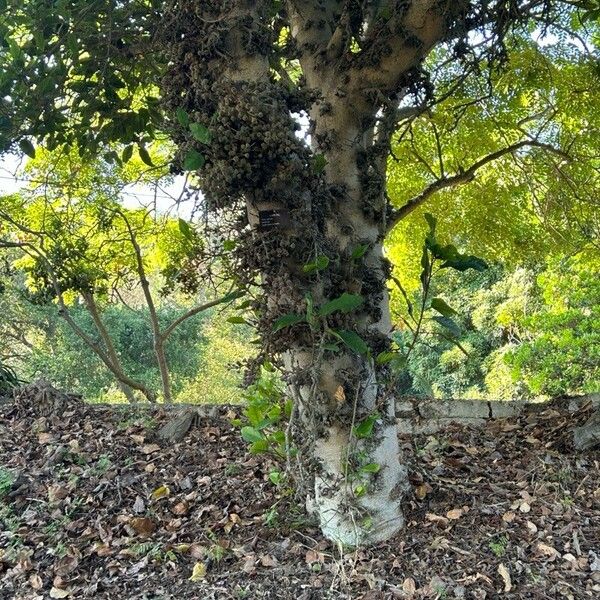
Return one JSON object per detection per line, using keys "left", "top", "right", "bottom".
{"left": 0, "top": 397, "right": 599, "bottom": 599}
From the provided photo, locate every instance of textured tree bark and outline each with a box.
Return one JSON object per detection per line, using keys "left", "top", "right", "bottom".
{"left": 159, "top": 0, "right": 452, "bottom": 545}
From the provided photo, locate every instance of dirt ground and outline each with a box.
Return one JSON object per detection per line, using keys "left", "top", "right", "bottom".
{"left": 0, "top": 396, "right": 598, "bottom": 599}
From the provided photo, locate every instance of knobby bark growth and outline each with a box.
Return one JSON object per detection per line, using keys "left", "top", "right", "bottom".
{"left": 159, "top": 0, "right": 484, "bottom": 545}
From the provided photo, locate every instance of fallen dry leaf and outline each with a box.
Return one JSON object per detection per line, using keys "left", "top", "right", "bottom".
{"left": 305, "top": 549, "right": 324, "bottom": 564}
{"left": 49, "top": 588, "right": 70, "bottom": 599}
{"left": 172, "top": 501, "right": 189, "bottom": 516}
{"left": 497, "top": 563, "right": 512, "bottom": 592}
{"left": 141, "top": 443, "right": 161, "bottom": 455}
{"left": 446, "top": 508, "right": 464, "bottom": 520}
{"left": 151, "top": 485, "right": 170, "bottom": 500}
{"left": 415, "top": 483, "right": 430, "bottom": 500}
{"left": 189, "top": 544, "right": 208, "bottom": 559}
{"left": 535, "top": 542, "right": 559, "bottom": 560}
{"left": 334, "top": 385, "right": 346, "bottom": 404}
{"left": 402, "top": 577, "right": 417, "bottom": 596}
{"left": 519, "top": 501, "right": 531, "bottom": 513}
{"left": 189, "top": 562, "right": 207, "bottom": 581}
{"left": 47, "top": 485, "right": 69, "bottom": 503}
{"left": 526, "top": 520, "right": 538, "bottom": 534}
{"left": 54, "top": 555, "right": 79, "bottom": 577}
{"left": 224, "top": 512, "right": 241, "bottom": 533}
{"left": 260, "top": 554, "right": 278, "bottom": 567}
{"left": 426, "top": 513, "right": 449, "bottom": 526}
{"left": 130, "top": 516, "right": 157, "bottom": 536}
{"left": 242, "top": 554, "right": 256, "bottom": 574}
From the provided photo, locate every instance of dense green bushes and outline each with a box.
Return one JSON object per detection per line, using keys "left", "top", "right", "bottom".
{"left": 397, "top": 257, "right": 599, "bottom": 400}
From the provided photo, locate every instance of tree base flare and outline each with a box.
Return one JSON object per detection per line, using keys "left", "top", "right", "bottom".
{"left": 312, "top": 421, "right": 408, "bottom": 546}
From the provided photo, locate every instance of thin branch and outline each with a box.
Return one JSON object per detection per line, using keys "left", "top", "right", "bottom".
{"left": 161, "top": 294, "right": 236, "bottom": 342}
{"left": 387, "top": 139, "right": 571, "bottom": 231}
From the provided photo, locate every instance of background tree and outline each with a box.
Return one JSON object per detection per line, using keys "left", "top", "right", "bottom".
{"left": 0, "top": 151, "right": 238, "bottom": 402}
{"left": 1, "top": 0, "right": 598, "bottom": 545}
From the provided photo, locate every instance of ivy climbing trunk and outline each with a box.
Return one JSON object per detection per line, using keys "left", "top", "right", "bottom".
{"left": 159, "top": 0, "right": 440, "bottom": 546}
{"left": 300, "top": 93, "right": 407, "bottom": 545}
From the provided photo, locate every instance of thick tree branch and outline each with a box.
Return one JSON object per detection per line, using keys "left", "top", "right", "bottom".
{"left": 387, "top": 140, "right": 571, "bottom": 232}
{"left": 350, "top": 0, "right": 465, "bottom": 94}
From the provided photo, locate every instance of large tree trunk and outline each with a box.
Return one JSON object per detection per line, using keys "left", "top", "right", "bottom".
{"left": 162, "top": 0, "right": 409, "bottom": 545}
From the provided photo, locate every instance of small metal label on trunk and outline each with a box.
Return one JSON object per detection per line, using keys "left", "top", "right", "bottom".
{"left": 258, "top": 208, "right": 290, "bottom": 230}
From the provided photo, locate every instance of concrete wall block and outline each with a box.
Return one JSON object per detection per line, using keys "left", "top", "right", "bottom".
{"left": 489, "top": 401, "right": 526, "bottom": 418}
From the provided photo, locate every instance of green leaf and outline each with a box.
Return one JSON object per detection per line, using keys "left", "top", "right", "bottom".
{"left": 19, "top": 139, "right": 35, "bottom": 158}
{"left": 249, "top": 439, "right": 269, "bottom": 454}
{"left": 317, "top": 293, "right": 364, "bottom": 317}
{"left": 122, "top": 145, "right": 133, "bottom": 163}
{"left": 431, "top": 315, "right": 461, "bottom": 337}
{"left": 138, "top": 145, "right": 154, "bottom": 167}
{"left": 334, "top": 329, "right": 369, "bottom": 355}
{"left": 419, "top": 245, "right": 430, "bottom": 288}
{"left": 178, "top": 218, "right": 194, "bottom": 240}
{"left": 272, "top": 313, "right": 305, "bottom": 332}
{"left": 430, "top": 297, "right": 457, "bottom": 317}
{"left": 424, "top": 212, "right": 437, "bottom": 234}
{"left": 269, "top": 471, "right": 283, "bottom": 485}
{"left": 183, "top": 149, "right": 205, "bottom": 171}
{"left": 235, "top": 300, "right": 252, "bottom": 310}
{"left": 428, "top": 242, "right": 457, "bottom": 261}
{"left": 392, "top": 278, "right": 413, "bottom": 319}
{"left": 223, "top": 240, "right": 236, "bottom": 251}
{"left": 189, "top": 122, "right": 212, "bottom": 144}
{"left": 303, "top": 255, "right": 329, "bottom": 273}
{"left": 312, "top": 153, "right": 327, "bottom": 174}
{"left": 241, "top": 426, "right": 264, "bottom": 443}
{"left": 441, "top": 255, "right": 488, "bottom": 272}
{"left": 351, "top": 244, "right": 369, "bottom": 260}
{"left": 227, "top": 316, "right": 248, "bottom": 325}
{"left": 353, "top": 413, "right": 379, "bottom": 439}
{"left": 219, "top": 290, "right": 246, "bottom": 304}
{"left": 360, "top": 463, "right": 381, "bottom": 474}
{"left": 322, "top": 343, "right": 340, "bottom": 352}
{"left": 376, "top": 351, "right": 397, "bottom": 365}
{"left": 176, "top": 107, "right": 190, "bottom": 127}
{"left": 354, "top": 484, "right": 367, "bottom": 497}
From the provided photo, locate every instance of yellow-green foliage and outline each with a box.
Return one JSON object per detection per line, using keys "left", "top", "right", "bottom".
{"left": 176, "top": 315, "right": 253, "bottom": 404}
{"left": 386, "top": 39, "right": 600, "bottom": 325}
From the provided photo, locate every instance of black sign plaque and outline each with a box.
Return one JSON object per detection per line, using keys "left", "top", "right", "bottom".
{"left": 258, "top": 209, "right": 290, "bottom": 230}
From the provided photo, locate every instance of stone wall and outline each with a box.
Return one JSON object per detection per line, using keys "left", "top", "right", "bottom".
{"left": 395, "top": 394, "right": 599, "bottom": 435}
